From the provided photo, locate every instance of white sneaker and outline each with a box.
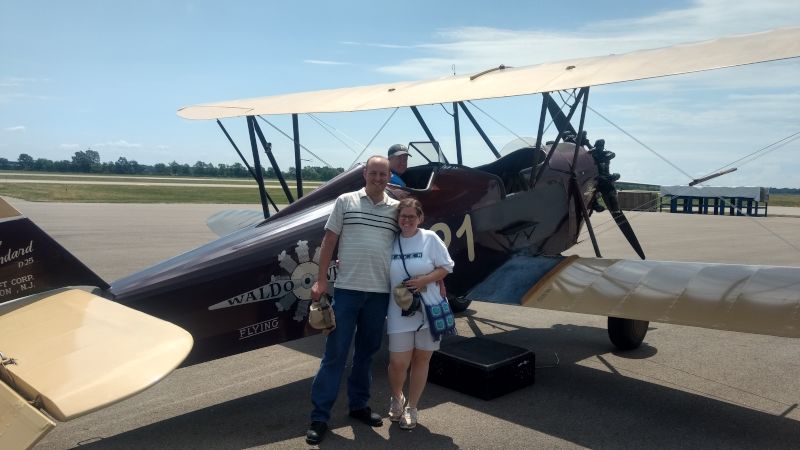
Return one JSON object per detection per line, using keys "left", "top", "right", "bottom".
{"left": 399, "top": 406, "right": 418, "bottom": 429}
{"left": 389, "top": 393, "right": 405, "bottom": 422}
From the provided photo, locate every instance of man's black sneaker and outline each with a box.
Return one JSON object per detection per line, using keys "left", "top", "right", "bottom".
{"left": 348, "top": 407, "right": 383, "bottom": 427}
{"left": 306, "top": 421, "right": 328, "bottom": 445}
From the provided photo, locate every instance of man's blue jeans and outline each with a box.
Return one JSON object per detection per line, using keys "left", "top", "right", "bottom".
{"left": 310, "top": 288, "right": 389, "bottom": 423}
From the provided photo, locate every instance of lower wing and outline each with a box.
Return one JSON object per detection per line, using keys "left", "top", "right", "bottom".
{"left": 0, "top": 289, "right": 193, "bottom": 449}
{"left": 468, "top": 255, "right": 799, "bottom": 338}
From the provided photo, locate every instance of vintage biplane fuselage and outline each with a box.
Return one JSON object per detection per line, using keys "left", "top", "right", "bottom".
{"left": 109, "top": 142, "right": 599, "bottom": 364}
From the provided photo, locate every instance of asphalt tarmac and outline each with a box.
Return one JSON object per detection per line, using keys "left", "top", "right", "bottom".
{"left": 6, "top": 198, "right": 800, "bottom": 449}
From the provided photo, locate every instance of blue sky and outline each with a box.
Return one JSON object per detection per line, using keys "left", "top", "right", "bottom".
{"left": 2, "top": 0, "right": 799, "bottom": 186}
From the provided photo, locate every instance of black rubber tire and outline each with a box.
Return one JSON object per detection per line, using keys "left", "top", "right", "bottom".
{"left": 607, "top": 317, "right": 649, "bottom": 350}
{"left": 448, "top": 295, "right": 472, "bottom": 313}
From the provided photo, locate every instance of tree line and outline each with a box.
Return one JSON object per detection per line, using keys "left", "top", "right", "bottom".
{"left": 1, "top": 150, "right": 345, "bottom": 181}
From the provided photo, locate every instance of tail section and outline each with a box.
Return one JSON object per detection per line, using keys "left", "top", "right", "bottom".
{"left": 0, "top": 198, "right": 107, "bottom": 305}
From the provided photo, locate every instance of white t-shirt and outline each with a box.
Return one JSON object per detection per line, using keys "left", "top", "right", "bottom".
{"left": 387, "top": 228, "right": 454, "bottom": 334}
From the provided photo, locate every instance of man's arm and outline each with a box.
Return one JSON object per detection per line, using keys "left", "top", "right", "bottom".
{"left": 403, "top": 268, "right": 449, "bottom": 291}
{"left": 311, "top": 229, "right": 339, "bottom": 301}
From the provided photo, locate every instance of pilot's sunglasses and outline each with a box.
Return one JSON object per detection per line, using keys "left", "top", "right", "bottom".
{"left": 399, "top": 214, "right": 418, "bottom": 220}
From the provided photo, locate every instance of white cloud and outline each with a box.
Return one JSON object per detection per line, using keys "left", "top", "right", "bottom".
{"left": 0, "top": 77, "right": 53, "bottom": 104}
{"left": 340, "top": 41, "right": 411, "bottom": 49}
{"left": 375, "top": 1, "right": 800, "bottom": 78}
{"left": 0, "top": 93, "right": 53, "bottom": 103}
{"left": 304, "top": 59, "right": 351, "bottom": 66}
{"left": 4, "top": 125, "right": 25, "bottom": 132}
{"left": 377, "top": 58, "right": 459, "bottom": 78}
{"left": 593, "top": 0, "right": 798, "bottom": 37}
{"left": 93, "top": 140, "right": 143, "bottom": 148}
{"left": 0, "top": 77, "right": 51, "bottom": 87}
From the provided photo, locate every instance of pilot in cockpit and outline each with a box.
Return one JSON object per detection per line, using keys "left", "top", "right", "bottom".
{"left": 387, "top": 144, "right": 410, "bottom": 187}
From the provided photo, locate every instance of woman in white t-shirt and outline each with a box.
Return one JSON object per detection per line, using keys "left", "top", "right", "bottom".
{"left": 386, "top": 198, "right": 454, "bottom": 430}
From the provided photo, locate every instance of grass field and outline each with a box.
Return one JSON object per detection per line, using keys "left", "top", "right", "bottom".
{"left": 0, "top": 171, "right": 329, "bottom": 203}
{"left": 770, "top": 194, "right": 800, "bottom": 207}
{"left": 0, "top": 171, "right": 322, "bottom": 186}
{"left": 0, "top": 182, "right": 291, "bottom": 203}
{"left": 2, "top": 172, "right": 799, "bottom": 206}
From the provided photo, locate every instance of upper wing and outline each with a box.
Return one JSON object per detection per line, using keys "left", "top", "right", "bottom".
{"left": 178, "top": 27, "right": 800, "bottom": 120}
{"left": 468, "top": 255, "right": 800, "bottom": 338}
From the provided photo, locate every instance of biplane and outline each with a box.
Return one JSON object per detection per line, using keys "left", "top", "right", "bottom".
{"left": 2, "top": 27, "right": 800, "bottom": 449}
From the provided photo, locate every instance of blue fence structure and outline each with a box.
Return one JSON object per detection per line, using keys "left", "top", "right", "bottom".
{"left": 658, "top": 186, "right": 769, "bottom": 217}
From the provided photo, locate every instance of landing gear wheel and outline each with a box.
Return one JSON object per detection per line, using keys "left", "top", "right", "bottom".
{"left": 447, "top": 295, "right": 472, "bottom": 313}
{"left": 607, "top": 317, "right": 649, "bottom": 350}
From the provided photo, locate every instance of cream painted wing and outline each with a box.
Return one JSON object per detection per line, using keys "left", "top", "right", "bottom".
{"left": 178, "top": 27, "right": 800, "bottom": 119}
{"left": 0, "top": 289, "right": 193, "bottom": 449}
{"left": 468, "top": 256, "right": 800, "bottom": 338}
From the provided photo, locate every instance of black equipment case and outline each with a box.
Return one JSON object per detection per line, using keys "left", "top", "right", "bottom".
{"left": 428, "top": 337, "right": 534, "bottom": 400}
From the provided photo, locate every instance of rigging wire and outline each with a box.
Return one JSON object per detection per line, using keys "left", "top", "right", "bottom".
{"left": 588, "top": 106, "right": 694, "bottom": 181}
{"left": 575, "top": 102, "right": 800, "bottom": 254}
{"left": 706, "top": 130, "right": 800, "bottom": 174}
{"left": 466, "top": 100, "right": 531, "bottom": 147}
{"left": 348, "top": 108, "right": 400, "bottom": 168}
{"left": 439, "top": 103, "right": 454, "bottom": 117}
{"left": 547, "top": 91, "right": 577, "bottom": 136}
{"left": 307, "top": 113, "right": 361, "bottom": 154}
{"left": 256, "top": 116, "right": 334, "bottom": 168}
{"left": 557, "top": 89, "right": 576, "bottom": 109}
{"left": 466, "top": 95, "right": 573, "bottom": 150}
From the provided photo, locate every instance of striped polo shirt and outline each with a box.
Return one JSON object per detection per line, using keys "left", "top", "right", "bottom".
{"left": 325, "top": 188, "right": 399, "bottom": 293}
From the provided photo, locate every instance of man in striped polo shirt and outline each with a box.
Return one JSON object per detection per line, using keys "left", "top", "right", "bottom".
{"left": 306, "top": 155, "right": 399, "bottom": 445}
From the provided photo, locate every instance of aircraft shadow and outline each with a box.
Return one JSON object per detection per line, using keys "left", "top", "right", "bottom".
{"left": 72, "top": 320, "right": 798, "bottom": 449}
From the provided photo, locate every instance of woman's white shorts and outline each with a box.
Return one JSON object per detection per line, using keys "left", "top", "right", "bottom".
{"left": 388, "top": 328, "right": 440, "bottom": 352}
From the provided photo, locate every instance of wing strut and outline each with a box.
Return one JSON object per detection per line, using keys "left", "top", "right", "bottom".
{"left": 568, "top": 87, "right": 601, "bottom": 257}
{"left": 546, "top": 91, "right": 578, "bottom": 136}
{"left": 458, "top": 102, "right": 501, "bottom": 159}
{"left": 531, "top": 90, "right": 586, "bottom": 188}
{"left": 529, "top": 94, "right": 549, "bottom": 185}
{"left": 410, "top": 106, "right": 439, "bottom": 152}
{"left": 247, "top": 116, "right": 273, "bottom": 219}
{"left": 252, "top": 118, "right": 296, "bottom": 205}
{"left": 292, "top": 114, "right": 304, "bottom": 199}
{"left": 217, "top": 119, "right": 279, "bottom": 215}
{"left": 453, "top": 102, "right": 463, "bottom": 165}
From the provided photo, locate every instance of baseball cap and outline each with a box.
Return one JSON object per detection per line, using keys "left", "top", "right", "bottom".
{"left": 388, "top": 144, "right": 410, "bottom": 158}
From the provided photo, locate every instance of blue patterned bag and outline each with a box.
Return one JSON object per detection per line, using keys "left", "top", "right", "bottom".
{"left": 424, "top": 298, "right": 457, "bottom": 341}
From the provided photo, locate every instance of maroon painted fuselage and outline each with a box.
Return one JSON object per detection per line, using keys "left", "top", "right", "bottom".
{"left": 109, "top": 143, "right": 599, "bottom": 364}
